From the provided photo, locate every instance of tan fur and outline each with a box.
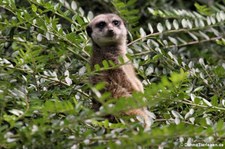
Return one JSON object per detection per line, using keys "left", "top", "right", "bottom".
{"left": 87, "top": 13, "right": 150, "bottom": 128}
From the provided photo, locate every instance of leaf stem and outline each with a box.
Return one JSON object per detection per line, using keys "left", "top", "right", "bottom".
{"left": 178, "top": 100, "right": 225, "bottom": 111}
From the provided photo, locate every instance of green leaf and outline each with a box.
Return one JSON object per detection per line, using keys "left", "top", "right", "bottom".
{"left": 71, "top": 1, "right": 77, "bottom": 11}
{"left": 157, "top": 23, "right": 164, "bottom": 33}
{"left": 194, "top": 3, "right": 213, "bottom": 16}
{"left": 211, "top": 95, "right": 218, "bottom": 106}
{"left": 165, "top": 20, "right": 171, "bottom": 30}
{"left": 152, "top": 54, "right": 162, "bottom": 62}
{"left": 66, "top": 32, "right": 78, "bottom": 43}
{"left": 102, "top": 60, "right": 109, "bottom": 69}
{"left": 169, "top": 69, "right": 188, "bottom": 84}
{"left": 193, "top": 86, "right": 204, "bottom": 92}
{"left": 216, "top": 38, "right": 225, "bottom": 46}
{"left": 140, "top": 27, "right": 146, "bottom": 38}
{"left": 213, "top": 66, "right": 225, "bottom": 77}
{"left": 43, "top": 100, "right": 74, "bottom": 113}
{"left": 173, "top": 19, "right": 179, "bottom": 30}
{"left": 94, "top": 64, "right": 101, "bottom": 71}
{"left": 148, "top": 23, "right": 154, "bottom": 34}
{"left": 31, "top": 4, "right": 37, "bottom": 12}
{"left": 94, "top": 82, "right": 106, "bottom": 90}
{"left": 108, "top": 60, "right": 116, "bottom": 67}
{"left": 216, "top": 119, "right": 224, "bottom": 132}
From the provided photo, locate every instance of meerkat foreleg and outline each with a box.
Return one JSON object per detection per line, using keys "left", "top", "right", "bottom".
{"left": 107, "top": 82, "right": 152, "bottom": 129}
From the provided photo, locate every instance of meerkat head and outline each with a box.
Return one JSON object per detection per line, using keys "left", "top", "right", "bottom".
{"left": 86, "top": 13, "right": 127, "bottom": 47}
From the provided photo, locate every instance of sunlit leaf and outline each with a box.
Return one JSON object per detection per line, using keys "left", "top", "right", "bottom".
{"left": 148, "top": 23, "right": 154, "bottom": 34}
{"left": 71, "top": 1, "right": 77, "bottom": 11}
{"left": 173, "top": 19, "right": 179, "bottom": 30}
{"left": 165, "top": 20, "right": 171, "bottom": 30}
{"left": 140, "top": 27, "right": 146, "bottom": 38}
{"left": 157, "top": 23, "right": 164, "bottom": 33}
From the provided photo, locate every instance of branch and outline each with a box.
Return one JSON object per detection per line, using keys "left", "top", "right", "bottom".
{"left": 178, "top": 100, "right": 225, "bottom": 111}
{"left": 0, "top": 64, "right": 90, "bottom": 98}
{"left": 133, "top": 36, "right": 223, "bottom": 56}
{"left": 0, "top": 5, "right": 89, "bottom": 63}
{"left": 128, "top": 23, "right": 224, "bottom": 46}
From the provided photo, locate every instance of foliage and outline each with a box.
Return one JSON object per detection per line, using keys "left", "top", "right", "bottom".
{"left": 0, "top": 0, "right": 225, "bottom": 148}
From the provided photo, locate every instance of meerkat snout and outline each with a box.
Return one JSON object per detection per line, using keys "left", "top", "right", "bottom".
{"left": 86, "top": 13, "right": 127, "bottom": 47}
{"left": 106, "top": 28, "right": 115, "bottom": 37}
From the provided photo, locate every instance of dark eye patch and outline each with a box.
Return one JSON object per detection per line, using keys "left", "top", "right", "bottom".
{"left": 96, "top": 21, "right": 106, "bottom": 29}
{"left": 112, "top": 20, "right": 120, "bottom": 26}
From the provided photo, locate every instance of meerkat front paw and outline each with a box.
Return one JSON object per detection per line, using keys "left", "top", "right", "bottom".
{"left": 125, "top": 108, "right": 155, "bottom": 130}
{"left": 135, "top": 108, "right": 156, "bottom": 130}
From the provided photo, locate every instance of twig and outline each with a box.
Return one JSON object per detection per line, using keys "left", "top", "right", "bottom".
{"left": 178, "top": 100, "right": 225, "bottom": 111}
{"left": 128, "top": 23, "right": 224, "bottom": 46}
{"left": 133, "top": 36, "right": 223, "bottom": 56}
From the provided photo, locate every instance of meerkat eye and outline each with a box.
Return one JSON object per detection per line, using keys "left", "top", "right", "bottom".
{"left": 112, "top": 20, "right": 120, "bottom": 26}
{"left": 96, "top": 21, "right": 106, "bottom": 29}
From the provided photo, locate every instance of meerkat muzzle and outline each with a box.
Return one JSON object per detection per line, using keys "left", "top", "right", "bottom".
{"left": 106, "top": 29, "right": 115, "bottom": 37}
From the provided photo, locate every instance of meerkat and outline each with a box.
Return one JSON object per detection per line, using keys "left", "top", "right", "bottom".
{"left": 86, "top": 13, "right": 151, "bottom": 128}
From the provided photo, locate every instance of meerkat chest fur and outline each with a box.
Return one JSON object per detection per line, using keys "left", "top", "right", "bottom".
{"left": 91, "top": 44, "right": 142, "bottom": 93}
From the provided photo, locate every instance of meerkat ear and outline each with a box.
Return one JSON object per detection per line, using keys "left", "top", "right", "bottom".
{"left": 86, "top": 26, "right": 92, "bottom": 37}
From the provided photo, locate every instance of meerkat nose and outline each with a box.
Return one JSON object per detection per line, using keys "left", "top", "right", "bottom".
{"left": 107, "top": 28, "right": 114, "bottom": 37}
{"left": 108, "top": 23, "right": 114, "bottom": 32}
{"left": 108, "top": 29, "right": 114, "bottom": 33}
